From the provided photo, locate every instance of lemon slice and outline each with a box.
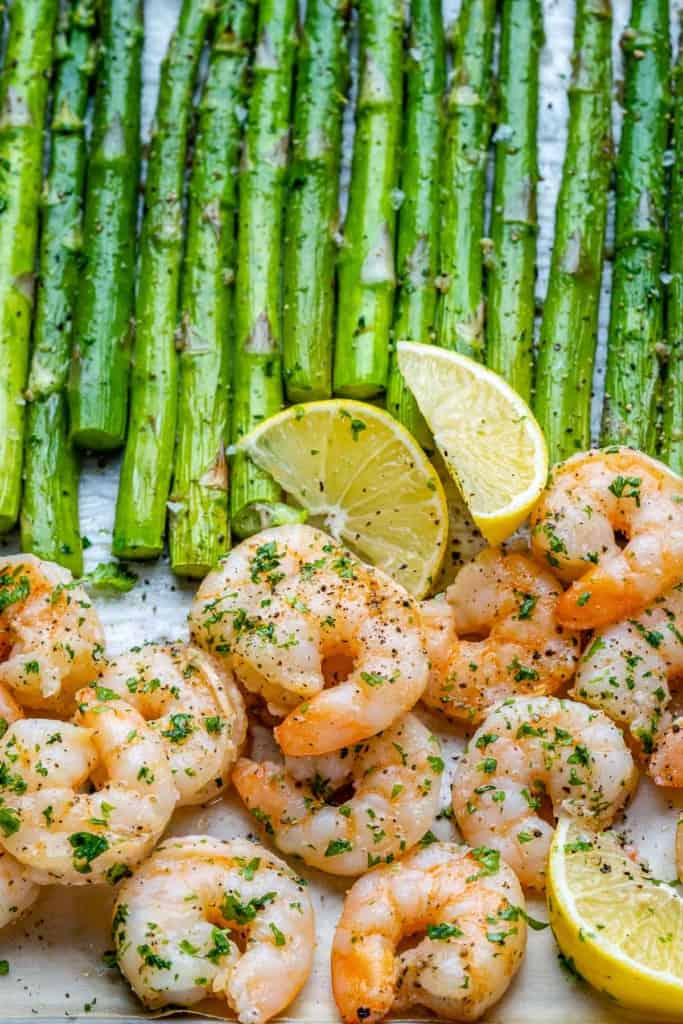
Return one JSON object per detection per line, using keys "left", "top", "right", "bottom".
{"left": 397, "top": 341, "right": 548, "bottom": 544}
{"left": 239, "top": 400, "right": 448, "bottom": 597}
{"left": 547, "top": 817, "right": 683, "bottom": 1015}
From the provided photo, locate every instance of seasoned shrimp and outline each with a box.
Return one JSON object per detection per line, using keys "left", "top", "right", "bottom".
{"left": 233, "top": 713, "right": 442, "bottom": 875}
{"left": 0, "top": 554, "right": 105, "bottom": 714}
{"left": 571, "top": 585, "right": 683, "bottom": 765}
{"left": 0, "top": 688, "right": 177, "bottom": 884}
{"left": 95, "top": 643, "right": 247, "bottom": 805}
{"left": 530, "top": 448, "right": 683, "bottom": 629}
{"left": 331, "top": 841, "right": 526, "bottom": 1023}
{"left": 190, "top": 525, "right": 428, "bottom": 756}
{"left": 113, "top": 835, "right": 314, "bottom": 1024}
{"left": 452, "top": 697, "right": 637, "bottom": 889}
{"left": 0, "top": 688, "right": 38, "bottom": 930}
{"left": 422, "top": 548, "right": 582, "bottom": 723}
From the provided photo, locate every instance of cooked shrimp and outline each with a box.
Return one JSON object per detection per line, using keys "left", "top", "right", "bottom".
{"left": 530, "top": 448, "right": 683, "bottom": 630}
{"left": 451, "top": 697, "right": 637, "bottom": 889}
{"left": 233, "top": 713, "right": 442, "bottom": 875}
{"left": 190, "top": 524, "right": 428, "bottom": 756}
{"left": 571, "top": 585, "right": 683, "bottom": 766}
{"left": 422, "top": 548, "right": 582, "bottom": 723}
{"left": 0, "top": 688, "right": 177, "bottom": 884}
{"left": 95, "top": 643, "right": 247, "bottom": 806}
{"left": 113, "top": 835, "right": 314, "bottom": 1024}
{"left": 0, "top": 554, "right": 105, "bottom": 714}
{"left": 331, "top": 841, "right": 526, "bottom": 1023}
{"left": 0, "top": 692, "right": 38, "bottom": 930}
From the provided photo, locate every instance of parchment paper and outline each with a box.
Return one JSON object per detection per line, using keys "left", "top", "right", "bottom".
{"left": 0, "top": 1, "right": 681, "bottom": 1020}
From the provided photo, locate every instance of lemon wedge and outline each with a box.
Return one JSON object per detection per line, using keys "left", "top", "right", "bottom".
{"left": 397, "top": 341, "right": 548, "bottom": 544}
{"left": 239, "top": 399, "right": 448, "bottom": 597}
{"left": 547, "top": 817, "right": 683, "bottom": 1016}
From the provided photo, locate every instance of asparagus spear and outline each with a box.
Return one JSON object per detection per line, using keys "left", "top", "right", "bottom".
{"left": 332, "top": 0, "right": 403, "bottom": 398}
{"left": 169, "top": 0, "right": 256, "bottom": 578}
{"left": 601, "top": 0, "right": 670, "bottom": 452}
{"left": 534, "top": 0, "right": 612, "bottom": 463}
{"left": 0, "top": 0, "right": 59, "bottom": 533}
{"left": 282, "top": 0, "right": 349, "bottom": 402}
{"left": 230, "top": 0, "right": 298, "bottom": 535}
{"left": 662, "top": 14, "right": 683, "bottom": 475}
{"left": 385, "top": 0, "right": 446, "bottom": 445}
{"left": 485, "top": 0, "right": 542, "bottom": 402}
{"left": 435, "top": 0, "right": 495, "bottom": 360}
{"left": 68, "top": 0, "right": 143, "bottom": 451}
{"left": 113, "top": 0, "right": 213, "bottom": 559}
{"left": 21, "top": 2, "right": 97, "bottom": 576}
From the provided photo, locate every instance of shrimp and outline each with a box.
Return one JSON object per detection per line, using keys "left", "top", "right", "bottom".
{"left": 0, "top": 688, "right": 177, "bottom": 884}
{"left": 0, "top": 687, "right": 39, "bottom": 930}
{"left": 95, "top": 643, "right": 247, "bottom": 806}
{"left": 331, "top": 841, "right": 527, "bottom": 1023}
{"left": 0, "top": 554, "right": 105, "bottom": 714}
{"left": 530, "top": 448, "right": 683, "bottom": 630}
{"left": 233, "top": 713, "right": 442, "bottom": 875}
{"left": 451, "top": 697, "right": 637, "bottom": 889}
{"left": 571, "top": 585, "right": 683, "bottom": 770}
{"left": 112, "top": 835, "right": 314, "bottom": 1024}
{"left": 190, "top": 524, "right": 428, "bottom": 756}
{"left": 422, "top": 548, "right": 582, "bottom": 723}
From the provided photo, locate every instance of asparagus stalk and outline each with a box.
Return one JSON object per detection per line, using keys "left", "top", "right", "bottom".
{"left": 534, "top": 0, "right": 612, "bottom": 462}
{"left": 68, "top": 0, "right": 143, "bottom": 451}
{"left": 0, "top": 0, "right": 59, "bottom": 533}
{"left": 169, "top": 0, "right": 256, "bottom": 578}
{"left": 113, "top": 0, "right": 213, "bottom": 559}
{"left": 332, "top": 0, "right": 403, "bottom": 398}
{"left": 230, "top": 0, "right": 298, "bottom": 535}
{"left": 385, "top": 0, "right": 446, "bottom": 444}
{"left": 21, "top": 2, "right": 97, "bottom": 576}
{"left": 282, "top": 0, "right": 349, "bottom": 402}
{"left": 435, "top": 0, "right": 495, "bottom": 360}
{"left": 601, "top": 0, "right": 670, "bottom": 452}
{"left": 485, "top": 0, "right": 542, "bottom": 402}
{"left": 662, "top": 13, "right": 683, "bottom": 475}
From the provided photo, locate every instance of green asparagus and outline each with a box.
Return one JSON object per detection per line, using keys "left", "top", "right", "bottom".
{"left": 601, "top": 0, "right": 670, "bottom": 453}
{"left": 332, "top": 0, "right": 403, "bottom": 398}
{"left": 662, "top": 13, "right": 683, "bottom": 475}
{"left": 113, "top": 0, "right": 213, "bottom": 559}
{"left": 385, "top": 0, "right": 446, "bottom": 445}
{"left": 486, "top": 0, "right": 542, "bottom": 402}
{"left": 230, "top": 0, "right": 298, "bottom": 535}
{"left": 282, "top": 0, "right": 349, "bottom": 402}
{"left": 69, "top": 0, "right": 143, "bottom": 451}
{"left": 435, "top": 0, "right": 495, "bottom": 360}
{"left": 169, "top": 0, "right": 256, "bottom": 578}
{"left": 0, "top": 0, "right": 59, "bottom": 533}
{"left": 534, "top": 0, "right": 613, "bottom": 463}
{"left": 21, "top": 2, "right": 97, "bottom": 576}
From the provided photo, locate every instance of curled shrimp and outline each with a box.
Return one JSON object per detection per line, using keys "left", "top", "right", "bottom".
{"left": 190, "top": 525, "right": 428, "bottom": 756}
{"left": 95, "top": 643, "right": 247, "bottom": 806}
{"left": 0, "top": 554, "right": 105, "bottom": 714}
{"left": 233, "top": 713, "right": 442, "bottom": 875}
{"left": 571, "top": 586, "right": 683, "bottom": 773}
{"left": 0, "top": 689, "right": 38, "bottom": 930}
{"left": 331, "top": 840, "right": 527, "bottom": 1023}
{"left": 451, "top": 696, "right": 637, "bottom": 890}
{"left": 0, "top": 688, "right": 177, "bottom": 884}
{"left": 112, "top": 835, "right": 314, "bottom": 1024}
{"left": 530, "top": 448, "right": 683, "bottom": 630}
{"left": 422, "top": 548, "right": 582, "bottom": 723}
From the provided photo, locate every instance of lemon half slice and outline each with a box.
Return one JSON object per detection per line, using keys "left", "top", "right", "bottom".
{"left": 547, "top": 817, "right": 683, "bottom": 1017}
{"left": 397, "top": 341, "right": 548, "bottom": 544}
{"left": 239, "top": 399, "right": 448, "bottom": 597}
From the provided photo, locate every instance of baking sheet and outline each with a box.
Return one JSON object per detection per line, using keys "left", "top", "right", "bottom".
{"left": 1, "top": 0, "right": 682, "bottom": 1020}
